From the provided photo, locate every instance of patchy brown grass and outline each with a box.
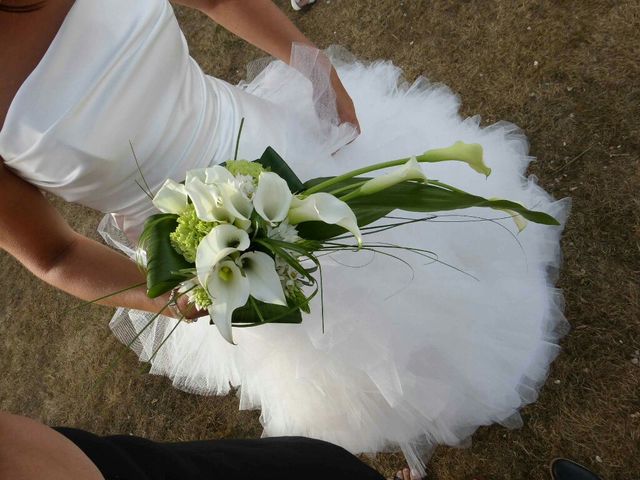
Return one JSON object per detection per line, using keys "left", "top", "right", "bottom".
{"left": 1, "top": 1, "right": 639, "bottom": 478}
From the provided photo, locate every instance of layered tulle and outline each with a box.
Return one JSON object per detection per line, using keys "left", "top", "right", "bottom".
{"left": 101, "top": 45, "right": 569, "bottom": 475}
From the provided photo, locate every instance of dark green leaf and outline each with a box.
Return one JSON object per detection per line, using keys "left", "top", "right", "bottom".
{"left": 297, "top": 177, "right": 559, "bottom": 241}
{"left": 346, "top": 182, "right": 560, "bottom": 225}
{"left": 303, "top": 176, "right": 362, "bottom": 191}
{"left": 254, "top": 146, "right": 304, "bottom": 193}
{"left": 139, "top": 213, "right": 194, "bottom": 298}
{"left": 231, "top": 298, "right": 302, "bottom": 324}
{"left": 296, "top": 207, "right": 393, "bottom": 241}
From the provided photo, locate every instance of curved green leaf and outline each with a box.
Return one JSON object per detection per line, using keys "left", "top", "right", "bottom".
{"left": 139, "top": 213, "right": 194, "bottom": 298}
{"left": 231, "top": 298, "right": 303, "bottom": 325}
{"left": 348, "top": 181, "right": 559, "bottom": 225}
{"left": 254, "top": 147, "right": 304, "bottom": 193}
{"left": 298, "top": 177, "right": 559, "bottom": 241}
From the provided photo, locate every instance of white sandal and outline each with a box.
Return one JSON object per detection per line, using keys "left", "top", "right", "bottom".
{"left": 291, "top": 0, "right": 316, "bottom": 11}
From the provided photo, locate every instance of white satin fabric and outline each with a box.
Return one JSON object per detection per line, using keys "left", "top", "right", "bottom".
{"left": 0, "top": 0, "right": 300, "bottom": 238}
{"left": 0, "top": 0, "right": 570, "bottom": 475}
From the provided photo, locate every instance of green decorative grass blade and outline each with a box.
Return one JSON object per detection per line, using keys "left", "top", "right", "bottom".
{"left": 139, "top": 213, "right": 194, "bottom": 298}
{"left": 255, "top": 238, "right": 316, "bottom": 283}
{"left": 254, "top": 146, "right": 305, "bottom": 193}
{"left": 72, "top": 282, "right": 147, "bottom": 310}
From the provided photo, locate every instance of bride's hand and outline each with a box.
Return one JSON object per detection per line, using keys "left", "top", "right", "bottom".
{"left": 161, "top": 289, "right": 207, "bottom": 321}
{"left": 183, "top": 0, "right": 361, "bottom": 132}
{"left": 330, "top": 68, "right": 361, "bottom": 133}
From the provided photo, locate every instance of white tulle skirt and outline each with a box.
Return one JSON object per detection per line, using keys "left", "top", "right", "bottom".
{"left": 99, "top": 46, "right": 570, "bottom": 474}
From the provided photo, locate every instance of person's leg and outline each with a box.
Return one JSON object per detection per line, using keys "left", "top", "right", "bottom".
{"left": 0, "top": 412, "right": 104, "bottom": 480}
{"left": 1, "top": 411, "right": 385, "bottom": 479}
{"left": 87, "top": 434, "right": 386, "bottom": 480}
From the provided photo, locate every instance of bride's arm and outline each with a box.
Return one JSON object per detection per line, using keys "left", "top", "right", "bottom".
{"left": 0, "top": 163, "right": 175, "bottom": 316}
{"left": 172, "top": 0, "right": 359, "bottom": 130}
{"left": 176, "top": 0, "right": 315, "bottom": 64}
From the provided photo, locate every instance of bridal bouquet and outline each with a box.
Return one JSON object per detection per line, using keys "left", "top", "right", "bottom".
{"left": 140, "top": 143, "right": 558, "bottom": 344}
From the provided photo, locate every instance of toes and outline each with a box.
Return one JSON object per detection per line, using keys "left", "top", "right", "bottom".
{"left": 392, "top": 467, "right": 423, "bottom": 480}
{"left": 391, "top": 470, "right": 404, "bottom": 480}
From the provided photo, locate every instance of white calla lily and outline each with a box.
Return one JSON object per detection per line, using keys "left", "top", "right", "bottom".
{"left": 195, "top": 224, "right": 250, "bottom": 287}
{"left": 421, "top": 141, "right": 491, "bottom": 177}
{"left": 205, "top": 165, "right": 236, "bottom": 185}
{"left": 288, "top": 193, "right": 362, "bottom": 246}
{"left": 185, "top": 168, "right": 207, "bottom": 185}
{"left": 206, "top": 260, "right": 249, "bottom": 344}
{"left": 186, "top": 165, "right": 235, "bottom": 185}
{"left": 152, "top": 179, "right": 188, "bottom": 214}
{"left": 489, "top": 198, "right": 528, "bottom": 232}
{"left": 239, "top": 251, "right": 287, "bottom": 306}
{"left": 359, "top": 157, "right": 426, "bottom": 195}
{"left": 509, "top": 212, "right": 528, "bottom": 233}
{"left": 186, "top": 178, "right": 234, "bottom": 223}
{"left": 253, "top": 172, "right": 293, "bottom": 224}
{"left": 219, "top": 183, "right": 253, "bottom": 223}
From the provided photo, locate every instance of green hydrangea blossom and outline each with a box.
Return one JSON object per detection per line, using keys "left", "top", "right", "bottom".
{"left": 225, "top": 160, "right": 264, "bottom": 180}
{"left": 190, "top": 286, "right": 212, "bottom": 310}
{"left": 170, "top": 204, "right": 216, "bottom": 263}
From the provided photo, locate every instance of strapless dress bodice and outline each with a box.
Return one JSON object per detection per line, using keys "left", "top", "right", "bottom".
{"left": 0, "top": 0, "right": 236, "bottom": 237}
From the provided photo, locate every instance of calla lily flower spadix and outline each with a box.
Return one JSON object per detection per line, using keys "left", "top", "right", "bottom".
{"left": 207, "top": 260, "right": 249, "bottom": 344}
{"left": 196, "top": 224, "right": 250, "bottom": 287}
{"left": 137, "top": 141, "right": 559, "bottom": 346}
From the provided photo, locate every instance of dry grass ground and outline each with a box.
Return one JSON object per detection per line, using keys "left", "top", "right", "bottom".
{"left": 1, "top": 1, "right": 639, "bottom": 478}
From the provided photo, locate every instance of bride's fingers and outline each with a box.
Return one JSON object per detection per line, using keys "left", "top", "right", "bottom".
{"left": 165, "top": 292, "right": 207, "bottom": 320}
{"left": 336, "top": 97, "right": 361, "bottom": 134}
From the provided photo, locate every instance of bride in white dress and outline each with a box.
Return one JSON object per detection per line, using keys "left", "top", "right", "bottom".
{"left": 0, "top": 0, "right": 569, "bottom": 475}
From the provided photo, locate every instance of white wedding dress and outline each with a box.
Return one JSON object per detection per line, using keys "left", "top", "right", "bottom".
{"left": 0, "top": 0, "right": 570, "bottom": 473}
